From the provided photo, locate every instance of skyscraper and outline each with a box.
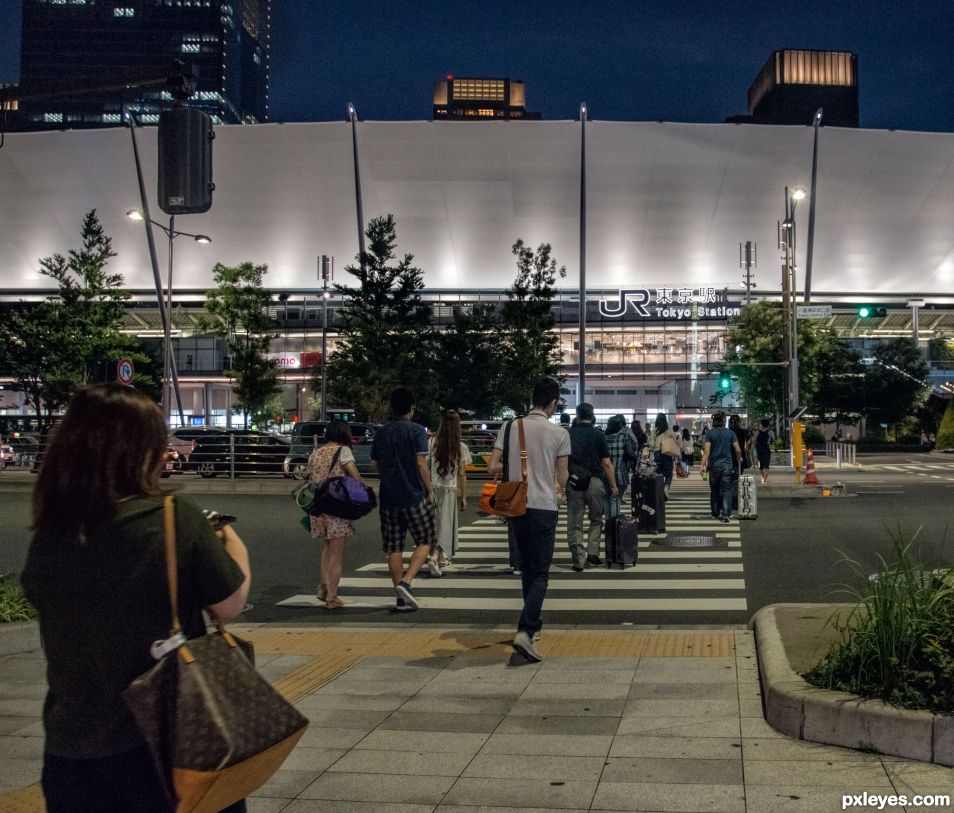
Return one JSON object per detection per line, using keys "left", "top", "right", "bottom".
{"left": 13, "top": 0, "right": 270, "bottom": 131}
{"left": 727, "top": 50, "right": 859, "bottom": 127}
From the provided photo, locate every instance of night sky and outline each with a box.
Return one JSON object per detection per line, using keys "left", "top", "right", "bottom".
{"left": 1, "top": 0, "right": 952, "bottom": 132}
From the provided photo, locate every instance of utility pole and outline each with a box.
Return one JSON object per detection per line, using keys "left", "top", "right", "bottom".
{"left": 319, "top": 255, "right": 333, "bottom": 422}
{"left": 740, "top": 241, "right": 756, "bottom": 304}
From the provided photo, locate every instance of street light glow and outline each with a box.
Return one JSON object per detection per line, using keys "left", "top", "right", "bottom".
{"left": 792, "top": 187, "right": 807, "bottom": 201}
{"left": 194, "top": 234, "right": 212, "bottom": 244}
{"left": 126, "top": 209, "right": 144, "bottom": 220}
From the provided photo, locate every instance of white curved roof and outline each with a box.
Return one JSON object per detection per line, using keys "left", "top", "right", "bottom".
{"left": 1, "top": 120, "right": 953, "bottom": 296}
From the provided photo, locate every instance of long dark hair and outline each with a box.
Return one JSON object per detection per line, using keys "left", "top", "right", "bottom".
{"left": 33, "top": 384, "right": 167, "bottom": 541}
{"left": 654, "top": 413, "right": 669, "bottom": 434}
{"left": 433, "top": 410, "right": 462, "bottom": 479}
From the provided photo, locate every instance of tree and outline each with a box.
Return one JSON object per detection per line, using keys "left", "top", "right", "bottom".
{"left": 719, "top": 301, "right": 785, "bottom": 422}
{"left": 198, "top": 262, "right": 280, "bottom": 427}
{"left": 862, "top": 338, "right": 930, "bottom": 437}
{"left": 0, "top": 211, "right": 153, "bottom": 420}
{"left": 496, "top": 240, "right": 566, "bottom": 415}
{"left": 936, "top": 397, "right": 954, "bottom": 450}
{"left": 806, "top": 330, "right": 865, "bottom": 428}
{"left": 324, "top": 215, "right": 434, "bottom": 422}
{"left": 434, "top": 303, "right": 502, "bottom": 417}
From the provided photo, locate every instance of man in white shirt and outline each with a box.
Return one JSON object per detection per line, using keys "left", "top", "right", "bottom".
{"left": 489, "top": 377, "right": 570, "bottom": 663}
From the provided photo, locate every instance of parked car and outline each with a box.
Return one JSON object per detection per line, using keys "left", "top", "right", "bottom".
{"left": 167, "top": 426, "right": 227, "bottom": 461}
{"left": 9, "top": 435, "right": 40, "bottom": 468}
{"left": 283, "top": 421, "right": 378, "bottom": 479}
{"left": 186, "top": 430, "right": 291, "bottom": 477}
{"left": 160, "top": 447, "right": 184, "bottom": 478}
{"left": 0, "top": 443, "right": 13, "bottom": 469}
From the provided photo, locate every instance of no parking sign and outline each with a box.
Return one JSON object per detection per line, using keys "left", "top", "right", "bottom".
{"left": 116, "top": 358, "right": 135, "bottom": 386}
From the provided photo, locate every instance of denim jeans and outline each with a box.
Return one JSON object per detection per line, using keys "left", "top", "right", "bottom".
{"left": 511, "top": 508, "right": 558, "bottom": 636}
{"left": 709, "top": 464, "right": 734, "bottom": 518}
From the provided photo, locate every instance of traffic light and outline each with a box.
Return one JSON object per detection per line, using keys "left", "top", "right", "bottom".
{"left": 719, "top": 372, "right": 731, "bottom": 391}
{"left": 857, "top": 305, "right": 886, "bottom": 318}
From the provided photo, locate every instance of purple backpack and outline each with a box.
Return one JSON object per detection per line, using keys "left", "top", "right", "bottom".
{"left": 313, "top": 475, "right": 377, "bottom": 520}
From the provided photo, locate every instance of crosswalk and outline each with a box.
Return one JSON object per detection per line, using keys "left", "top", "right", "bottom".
{"left": 863, "top": 462, "right": 954, "bottom": 481}
{"left": 278, "top": 479, "right": 749, "bottom": 616}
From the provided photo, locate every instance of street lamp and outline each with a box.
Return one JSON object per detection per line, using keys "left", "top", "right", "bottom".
{"left": 780, "top": 186, "right": 806, "bottom": 457}
{"left": 126, "top": 209, "right": 211, "bottom": 425}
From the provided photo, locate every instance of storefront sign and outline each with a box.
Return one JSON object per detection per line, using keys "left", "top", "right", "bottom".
{"left": 597, "top": 287, "right": 741, "bottom": 320}
{"left": 266, "top": 353, "right": 301, "bottom": 369}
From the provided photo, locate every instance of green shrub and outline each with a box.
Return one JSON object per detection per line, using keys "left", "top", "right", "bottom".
{"left": 0, "top": 574, "right": 37, "bottom": 623}
{"left": 804, "top": 533, "right": 954, "bottom": 714}
{"left": 938, "top": 397, "right": 954, "bottom": 451}
{"left": 803, "top": 425, "right": 825, "bottom": 446}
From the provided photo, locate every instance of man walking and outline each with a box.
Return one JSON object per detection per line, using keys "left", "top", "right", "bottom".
{"left": 700, "top": 410, "right": 742, "bottom": 523}
{"left": 488, "top": 377, "right": 569, "bottom": 663}
{"left": 371, "top": 387, "right": 436, "bottom": 611}
{"left": 567, "top": 403, "right": 618, "bottom": 570}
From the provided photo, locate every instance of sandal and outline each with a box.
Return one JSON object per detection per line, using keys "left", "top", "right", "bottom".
{"left": 317, "top": 585, "right": 328, "bottom": 602}
{"left": 324, "top": 596, "right": 345, "bottom": 610}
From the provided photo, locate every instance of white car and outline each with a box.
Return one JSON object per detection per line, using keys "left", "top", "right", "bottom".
{"left": 0, "top": 444, "right": 13, "bottom": 469}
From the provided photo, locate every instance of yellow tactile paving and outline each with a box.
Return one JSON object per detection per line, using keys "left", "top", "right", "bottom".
{"left": 0, "top": 628, "right": 734, "bottom": 810}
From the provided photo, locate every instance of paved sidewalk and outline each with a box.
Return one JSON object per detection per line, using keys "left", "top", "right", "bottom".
{"left": 1, "top": 625, "right": 951, "bottom": 812}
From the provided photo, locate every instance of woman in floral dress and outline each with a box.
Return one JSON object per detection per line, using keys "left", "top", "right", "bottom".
{"left": 308, "top": 420, "right": 365, "bottom": 608}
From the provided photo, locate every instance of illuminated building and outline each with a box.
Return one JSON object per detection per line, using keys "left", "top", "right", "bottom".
{"left": 433, "top": 76, "right": 541, "bottom": 120}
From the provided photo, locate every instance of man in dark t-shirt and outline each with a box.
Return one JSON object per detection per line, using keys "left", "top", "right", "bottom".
{"left": 567, "top": 403, "right": 618, "bottom": 570}
{"left": 370, "top": 387, "right": 436, "bottom": 612}
{"left": 701, "top": 410, "right": 742, "bottom": 522}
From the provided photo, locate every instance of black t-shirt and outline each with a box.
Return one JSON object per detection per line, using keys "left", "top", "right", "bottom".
{"left": 569, "top": 424, "right": 610, "bottom": 478}
{"left": 22, "top": 493, "right": 244, "bottom": 759}
{"left": 755, "top": 429, "right": 772, "bottom": 453}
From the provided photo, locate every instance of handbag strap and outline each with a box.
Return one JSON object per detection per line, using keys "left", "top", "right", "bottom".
{"left": 516, "top": 418, "right": 528, "bottom": 483}
{"left": 326, "top": 445, "right": 342, "bottom": 477}
{"left": 500, "top": 420, "right": 512, "bottom": 483}
{"left": 163, "top": 495, "right": 182, "bottom": 636}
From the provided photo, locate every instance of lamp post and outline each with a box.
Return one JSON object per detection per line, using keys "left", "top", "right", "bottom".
{"left": 578, "top": 101, "right": 587, "bottom": 407}
{"left": 780, "top": 187, "right": 806, "bottom": 447}
{"left": 318, "top": 255, "right": 333, "bottom": 422}
{"left": 126, "top": 209, "right": 210, "bottom": 425}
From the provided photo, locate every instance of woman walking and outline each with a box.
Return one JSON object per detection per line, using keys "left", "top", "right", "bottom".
{"left": 22, "top": 384, "right": 250, "bottom": 812}
{"left": 308, "top": 420, "right": 365, "bottom": 608}
{"left": 680, "top": 427, "right": 695, "bottom": 476}
{"left": 650, "top": 413, "right": 680, "bottom": 497}
{"left": 427, "top": 410, "right": 472, "bottom": 575}
{"left": 605, "top": 415, "right": 636, "bottom": 517}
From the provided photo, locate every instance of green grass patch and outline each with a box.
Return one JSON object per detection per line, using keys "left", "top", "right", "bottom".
{"left": 804, "top": 532, "right": 954, "bottom": 715}
{"left": 0, "top": 574, "right": 37, "bottom": 623}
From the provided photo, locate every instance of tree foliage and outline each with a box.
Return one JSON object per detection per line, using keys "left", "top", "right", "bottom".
{"left": 862, "top": 338, "right": 930, "bottom": 436}
{"left": 806, "top": 330, "right": 864, "bottom": 427}
{"left": 0, "top": 211, "right": 150, "bottom": 419}
{"left": 324, "top": 215, "right": 434, "bottom": 422}
{"left": 720, "top": 301, "right": 786, "bottom": 421}
{"left": 496, "top": 240, "right": 566, "bottom": 415}
{"left": 433, "top": 302, "right": 502, "bottom": 417}
{"left": 198, "top": 261, "right": 280, "bottom": 427}
{"left": 936, "top": 397, "right": 954, "bottom": 451}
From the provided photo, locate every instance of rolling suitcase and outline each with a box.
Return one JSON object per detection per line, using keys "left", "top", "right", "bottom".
{"left": 737, "top": 472, "right": 758, "bottom": 519}
{"left": 605, "top": 497, "right": 638, "bottom": 568}
{"left": 637, "top": 473, "right": 666, "bottom": 534}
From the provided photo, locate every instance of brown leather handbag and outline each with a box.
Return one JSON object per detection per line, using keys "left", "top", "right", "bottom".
{"left": 478, "top": 419, "right": 528, "bottom": 518}
{"left": 123, "top": 496, "right": 308, "bottom": 813}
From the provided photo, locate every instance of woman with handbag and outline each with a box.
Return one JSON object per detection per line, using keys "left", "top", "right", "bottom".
{"left": 426, "top": 410, "right": 473, "bottom": 575}
{"left": 649, "top": 413, "right": 680, "bottom": 497}
{"left": 22, "top": 384, "right": 251, "bottom": 813}
{"left": 307, "top": 419, "right": 366, "bottom": 608}
{"left": 680, "top": 427, "right": 695, "bottom": 477}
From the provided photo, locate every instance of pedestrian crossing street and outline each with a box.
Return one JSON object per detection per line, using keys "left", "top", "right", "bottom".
{"left": 863, "top": 461, "right": 954, "bottom": 481}
{"left": 278, "top": 479, "right": 749, "bottom": 615}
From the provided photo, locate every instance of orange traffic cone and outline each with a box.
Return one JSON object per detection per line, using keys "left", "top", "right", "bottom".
{"left": 803, "top": 448, "right": 819, "bottom": 485}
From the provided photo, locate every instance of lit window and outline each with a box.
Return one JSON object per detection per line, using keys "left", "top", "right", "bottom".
{"left": 102, "top": 113, "right": 122, "bottom": 123}
{"left": 182, "top": 43, "right": 200, "bottom": 52}
{"left": 113, "top": 7, "right": 135, "bottom": 16}
{"left": 44, "top": 113, "right": 63, "bottom": 123}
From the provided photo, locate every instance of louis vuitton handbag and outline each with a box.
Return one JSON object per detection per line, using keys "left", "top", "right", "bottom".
{"left": 478, "top": 419, "right": 528, "bottom": 518}
{"left": 123, "top": 496, "right": 308, "bottom": 813}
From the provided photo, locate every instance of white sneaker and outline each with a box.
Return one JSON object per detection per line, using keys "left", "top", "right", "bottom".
{"left": 428, "top": 557, "right": 443, "bottom": 578}
{"left": 512, "top": 630, "right": 543, "bottom": 663}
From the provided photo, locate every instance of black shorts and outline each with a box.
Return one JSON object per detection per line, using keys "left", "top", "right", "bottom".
{"left": 757, "top": 450, "right": 771, "bottom": 471}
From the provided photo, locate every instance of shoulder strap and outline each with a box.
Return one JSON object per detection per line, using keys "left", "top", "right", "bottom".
{"left": 517, "top": 418, "right": 528, "bottom": 483}
{"left": 502, "top": 420, "right": 512, "bottom": 481}
{"left": 331, "top": 445, "right": 342, "bottom": 471}
{"left": 163, "top": 495, "right": 182, "bottom": 636}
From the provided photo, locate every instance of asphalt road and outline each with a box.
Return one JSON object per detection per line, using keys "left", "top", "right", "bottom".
{"left": 2, "top": 454, "right": 952, "bottom": 628}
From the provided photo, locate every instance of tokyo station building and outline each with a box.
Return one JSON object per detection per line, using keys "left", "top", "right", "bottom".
{"left": 1, "top": 118, "right": 953, "bottom": 426}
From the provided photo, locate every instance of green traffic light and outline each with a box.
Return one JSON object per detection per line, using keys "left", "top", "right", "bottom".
{"left": 720, "top": 377, "right": 731, "bottom": 390}
{"left": 858, "top": 306, "right": 870, "bottom": 318}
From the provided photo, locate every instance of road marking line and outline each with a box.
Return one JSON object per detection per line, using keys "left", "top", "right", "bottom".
{"left": 277, "top": 595, "right": 748, "bottom": 611}
{"left": 335, "top": 577, "right": 746, "bottom": 591}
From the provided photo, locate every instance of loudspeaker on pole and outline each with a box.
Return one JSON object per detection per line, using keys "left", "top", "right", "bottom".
{"left": 158, "top": 107, "right": 214, "bottom": 215}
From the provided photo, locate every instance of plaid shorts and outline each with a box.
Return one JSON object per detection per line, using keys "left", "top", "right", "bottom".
{"left": 380, "top": 499, "right": 437, "bottom": 554}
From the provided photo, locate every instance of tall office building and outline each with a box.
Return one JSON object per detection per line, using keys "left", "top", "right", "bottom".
{"left": 433, "top": 76, "right": 541, "bottom": 120}
{"left": 13, "top": 0, "right": 270, "bottom": 131}
{"left": 727, "top": 50, "right": 859, "bottom": 127}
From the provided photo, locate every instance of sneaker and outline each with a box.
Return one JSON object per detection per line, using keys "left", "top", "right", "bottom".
{"left": 512, "top": 567, "right": 522, "bottom": 576}
{"left": 428, "top": 557, "right": 443, "bottom": 578}
{"left": 391, "top": 597, "right": 417, "bottom": 614}
{"left": 720, "top": 515, "right": 730, "bottom": 523}
{"left": 585, "top": 554, "right": 603, "bottom": 567}
{"left": 532, "top": 632, "right": 541, "bottom": 643}
{"left": 512, "top": 630, "right": 543, "bottom": 663}
{"left": 395, "top": 580, "right": 419, "bottom": 609}
{"left": 572, "top": 564, "right": 585, "bottom": 572}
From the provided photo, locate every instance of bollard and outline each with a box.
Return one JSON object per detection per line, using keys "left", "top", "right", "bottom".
{"left": 836, "top": 445, "right": 842, "bottom": 470}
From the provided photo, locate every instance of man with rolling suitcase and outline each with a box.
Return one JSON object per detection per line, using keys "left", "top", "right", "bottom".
{"left": 701, "top": 411, "right": 743, "bottom": 523}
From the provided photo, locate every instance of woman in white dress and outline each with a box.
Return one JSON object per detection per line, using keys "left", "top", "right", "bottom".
{"left": 426, "top": 410, "right": 472, "bottom": 576}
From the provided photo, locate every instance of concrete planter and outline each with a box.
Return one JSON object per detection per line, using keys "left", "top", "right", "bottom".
{"left": 751, "top": 603, "right": 953, "bottom": 767}
{"left": 0, "top": 621, "right": 40, "bottom": 656}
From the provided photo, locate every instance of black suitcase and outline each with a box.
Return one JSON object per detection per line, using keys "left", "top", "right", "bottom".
{"left": 605, "top": 514, "right": 638, "bottom": 568}
{"left": 637, "top": 474, "right": 666, "bottom": 534}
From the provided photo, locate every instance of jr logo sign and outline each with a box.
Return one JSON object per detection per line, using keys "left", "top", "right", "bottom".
{"left": 597, "top": 289, "right": 652, "bottom": 317}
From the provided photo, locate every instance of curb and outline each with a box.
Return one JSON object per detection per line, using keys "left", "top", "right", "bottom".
{"left": 751, "top": 603, "right": 953, "bottom": 766}
{"left": 0, "top": 621, "right": 40, "bottom": 656}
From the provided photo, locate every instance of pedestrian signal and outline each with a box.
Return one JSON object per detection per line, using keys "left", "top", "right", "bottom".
{"left": 719, "top": 373, "right": 731, "bottom": 391}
